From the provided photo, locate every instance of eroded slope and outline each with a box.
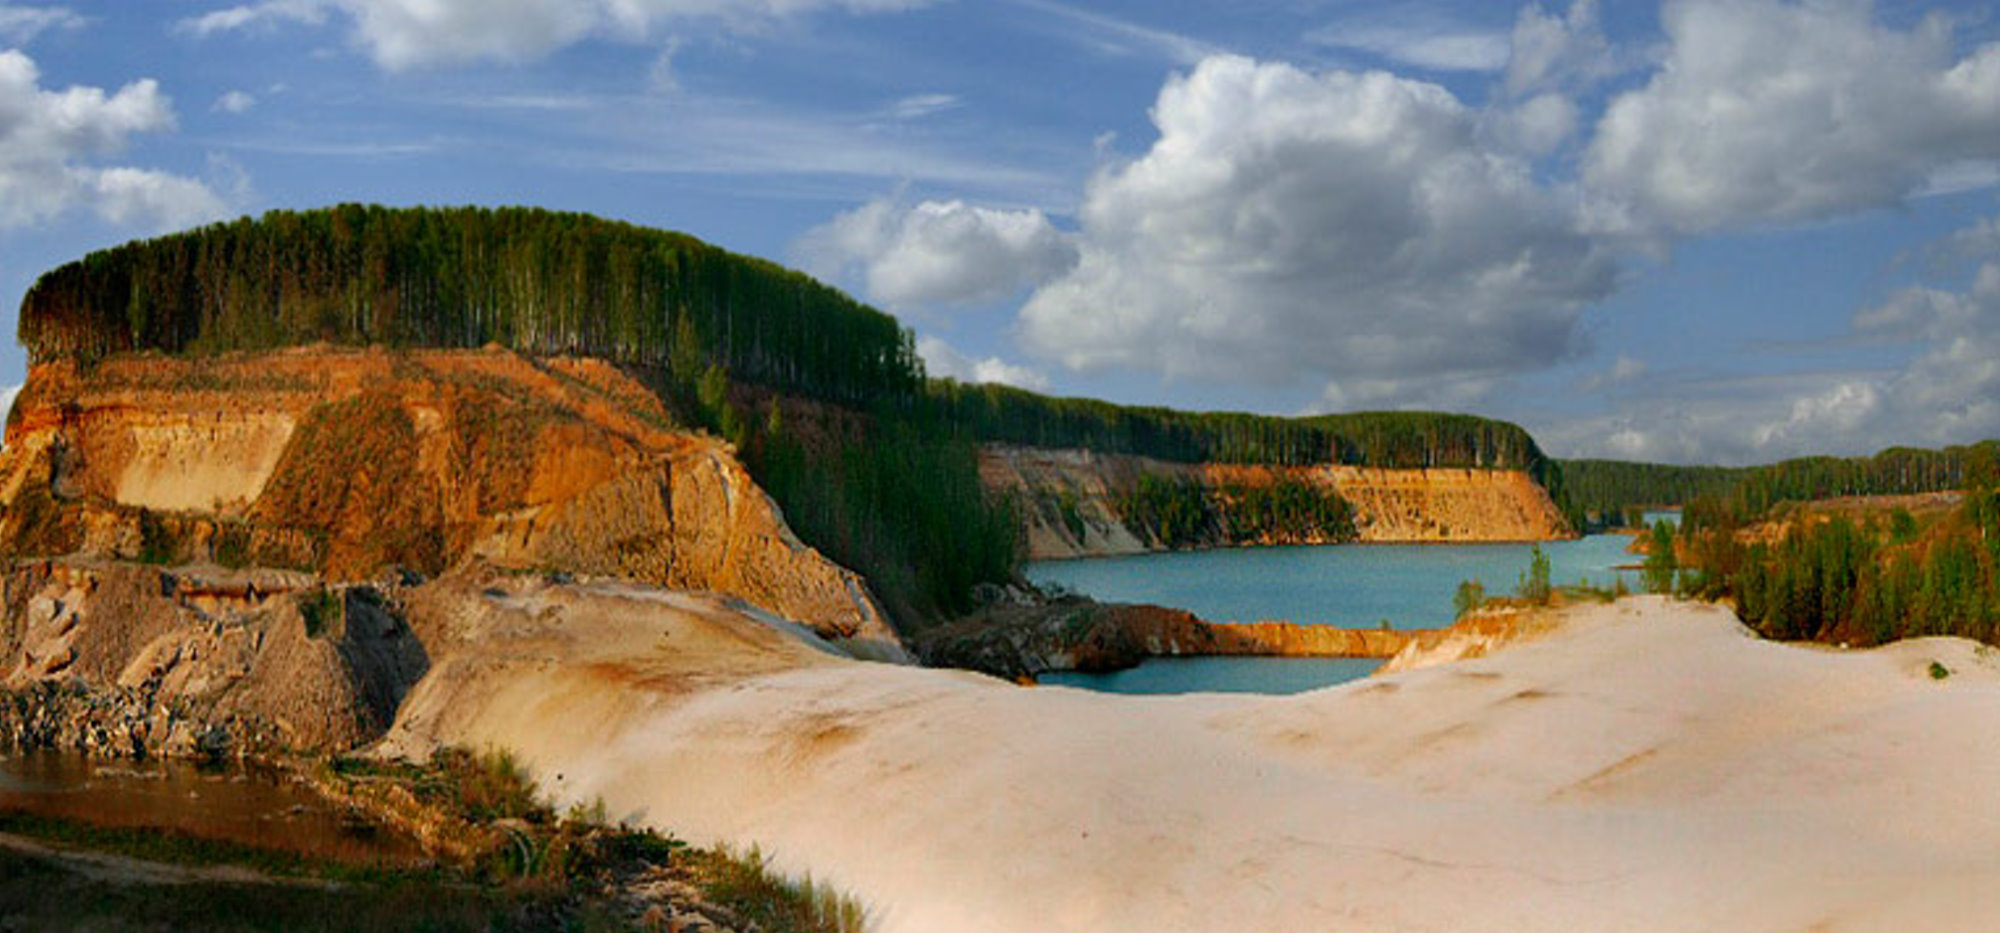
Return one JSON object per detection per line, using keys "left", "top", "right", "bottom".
{"left": 0, "top": 347, "right": 900, "bottom": 657}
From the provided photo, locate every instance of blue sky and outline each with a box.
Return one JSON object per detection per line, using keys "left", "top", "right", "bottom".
{"left": 3, "top": 0, "right": 2000, "bottom": 465}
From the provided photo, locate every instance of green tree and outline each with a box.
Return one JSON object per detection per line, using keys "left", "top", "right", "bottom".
{"left": 1453, "top": 579, "right": 1486, "bottom": 619}
{"left": 1643, "top": 520, "right": 1678, "bottom": 595}
{"left": 1516, "top": 545, "right": 1552, "bottom": 605}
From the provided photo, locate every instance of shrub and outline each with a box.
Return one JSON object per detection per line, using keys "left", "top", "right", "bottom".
{"left": 298, "top": 588, "right": 343, "bottom": 639}
{"left": 1452, "top": 579, "right": 1485, "bottom": 618}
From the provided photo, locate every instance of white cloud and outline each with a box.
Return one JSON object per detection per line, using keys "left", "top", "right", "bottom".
{"left": 176, "top": 0, "right": 326, "bottom": 37}
{"left": 884, "top": 93, "right": 959, "bottom": 121}
{"left": 1585, "top": 0, "right": 2000, "bottom": 235}
{"left": 1505, "top": 0, "right": 1617, "bottom": 97}
{"left": 0, "top": 50, "right": 230, "bottom": 232}
{"left": 1016, "top": 55, "right": 1614, "bottom": 403}
{"left": 1488, "top": 90, "right": 1579, "bottom": 156}
{"left": 798, "top": 197, "right": 1077, "bottom": 309}
{"left": 213, "top": 90, "right": 256, "bottom": 113}
{"left": 88, "top": 167, "right": 230, "bottom": 230}
{"left": 0, "top": 5, "right": 85, "bottom": 44}
{"left": 1547, "top": 213, "right": 2000, "bottom": 464}
{"left": 182, "top": 0, "right": 939, "bottom": 69}
{"left": 916, "top": 335, "right": 1048, "bottom": 390}
{"left": 1006, "top": 0, "right": 1218, "bottom": 66}
{"left": 1311, "top": 23, "right": 1510, "bottom": 73}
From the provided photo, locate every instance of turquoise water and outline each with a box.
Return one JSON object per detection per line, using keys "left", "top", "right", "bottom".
{"left": 1025, "top": 535, "right": 1638, "bottom": 695}
{"left": 1040, "top": 656, "right": 1383, "bottom": 695}
{"left": 1026, "top": 535, "right": 1639, "bottom": 630}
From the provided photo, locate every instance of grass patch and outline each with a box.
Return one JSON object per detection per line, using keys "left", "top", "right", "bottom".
{"left": 686, "top": 844, "right": 871, "bottom": 933}
{"left": 0, "top": 843, "right": 618, "bottom": 933}
{"left": 297, "top": 588, "right": 343, "bottom": 639}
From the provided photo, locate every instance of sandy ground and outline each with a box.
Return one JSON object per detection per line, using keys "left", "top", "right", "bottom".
{"left": 386, "top": 590, "right": 2000, "bottom": 933}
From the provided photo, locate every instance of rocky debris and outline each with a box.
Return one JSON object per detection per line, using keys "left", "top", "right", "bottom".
{"left": 615, "top": 865, "right": 745, "bottom": 933}
{"left": 0, "top": 679, "right": 278, "bottom": 759}
{"left": 918, "top": 595, "right": 1427, "bottom": 680}
{"left": 0, "top": 561, "right": 429, "bottom": 757}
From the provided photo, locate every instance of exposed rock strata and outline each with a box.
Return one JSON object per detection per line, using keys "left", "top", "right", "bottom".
{"left": 0, "top": 348, "right": 901, "bottom": 657}
{"left": 980, "top": 444, "right": 1570, "bottom": 560}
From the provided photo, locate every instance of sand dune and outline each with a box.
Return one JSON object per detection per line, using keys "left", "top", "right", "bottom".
{"left": 386, "top": 588, "right": 2000, "bottom": 932}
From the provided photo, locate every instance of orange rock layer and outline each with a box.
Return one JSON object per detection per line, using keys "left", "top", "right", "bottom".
{"left": 980, "top": 444, "right": 1572, "bottom": 560}
{"left": 0, "top": 347, "right": 901, "bottom": 656}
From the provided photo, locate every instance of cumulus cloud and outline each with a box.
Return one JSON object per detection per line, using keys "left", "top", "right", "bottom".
{"left": 0, "top": 50, "right": 229, "bottom": 231}
{"left": 0, "top": 5, "right": 84, "bottom": 43}
{"left": 1548, "top": 213, "right": 2000, "bottom": 464}
{"left": 915, "top": 335, "right": 1049, "bottom": 390}
{"left": 798, "top": 198, "right": 1077, "bottom": 309}
{"left": 1585, "top": 0, "right": 2000, "bottom": 235}
{"left": 1505, "top": 0, "right": 1617, "bottom": 97}
{"left": 181, "top": 0, "right": 938, "bottom": 69}
{"left": 1017, "top": 55, "right": 1614, "bottom": 402}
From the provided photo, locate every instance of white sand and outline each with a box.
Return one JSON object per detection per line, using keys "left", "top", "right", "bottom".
{"left": 391, "top": 592, "right": 2000, "bottom": 932}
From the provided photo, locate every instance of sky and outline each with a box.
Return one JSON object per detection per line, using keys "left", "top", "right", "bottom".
{"left": 2, "top": 0, "right": 1999, "bottom": 466}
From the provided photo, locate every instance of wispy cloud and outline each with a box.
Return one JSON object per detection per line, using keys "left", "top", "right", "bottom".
{"left": 0, "top": 5, "right": 88, "bottom": 45}
{"left": 1309, "top": 22, "right": 1508, "bottom": 72}
{"left": 175, "top": 0, "right": 325, "bottom": 38}
{"left": 1003, "top": 0, "right": 1220, "bottom": 65}
{"left": 884, "top": 93, "right": 961, "bottom": 121}
{"left": 445, "top": 90, "right": 1071, "bottom": 206}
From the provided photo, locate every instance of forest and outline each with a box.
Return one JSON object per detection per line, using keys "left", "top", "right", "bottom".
{"left": 928, "top": 380, "right": 1555, "bottom": 475}
{"left": 1672, "top": 491, "right": 2000, "bottom": 649}
{"left": 20, "top": 204, "right": 921, "bottom": 408}
{"left": 1554, "top": 442, "right": 2000, "bottom": 530}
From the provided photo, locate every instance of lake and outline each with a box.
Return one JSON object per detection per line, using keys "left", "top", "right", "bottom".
{"left": 1028, "top": 535, "right": 1639, "bottom": 695}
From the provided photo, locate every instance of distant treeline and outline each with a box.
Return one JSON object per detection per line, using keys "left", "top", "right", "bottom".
{"left": 21, "top": 204, "right": 921, "bottom": 407}
{"left": 928, "top": 381, "right": 1555, "bottom": 475}
{"left": 1554, "top": 460, "right": 1749, "bottom": 528}
{"left": 1555, "top": 442, "right": 2000, "bottom": 528}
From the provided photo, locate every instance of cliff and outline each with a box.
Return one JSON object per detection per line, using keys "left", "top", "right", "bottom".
{"left": 982, "top": 444, "right": 1571, "bottom": 560}
{"left": 0, "top": 347, "right": 902, "bottom": 659}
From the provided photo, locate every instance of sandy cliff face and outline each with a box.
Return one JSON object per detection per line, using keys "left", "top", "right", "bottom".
{"left": 981, "top": 445, "right": 1570, "bottom": 559}
{"left": 0, "top": 348, "right": 901, "bottom": 657}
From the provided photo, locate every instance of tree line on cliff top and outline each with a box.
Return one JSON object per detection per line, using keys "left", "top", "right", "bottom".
{"left": 15, "top": 206, "right": 1578, "bottom": 625}
{"left": 1554, "top": 444, "right": 1998, "bottom": 532}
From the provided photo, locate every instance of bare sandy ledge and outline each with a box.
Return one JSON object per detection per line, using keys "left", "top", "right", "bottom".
{"left": 375, "top": 584, "right": 2000, "bottom": 933}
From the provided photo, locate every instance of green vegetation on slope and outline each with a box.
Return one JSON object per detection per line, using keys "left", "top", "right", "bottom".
{"left": 1111, "top": 474, "right": 1357, "bottom": 549}
{"left": 1670, "top": 449, "right": 2000, "bottom": 646}
{"left": 1555, "top": 441, "right": 2000, "bottom": 529}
